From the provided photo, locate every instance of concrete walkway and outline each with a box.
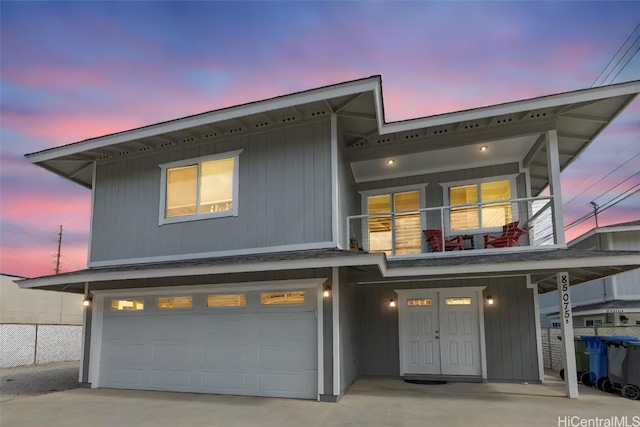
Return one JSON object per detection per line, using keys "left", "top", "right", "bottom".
{"left": 1, "top": 377, "right": 638, "bottom": 427}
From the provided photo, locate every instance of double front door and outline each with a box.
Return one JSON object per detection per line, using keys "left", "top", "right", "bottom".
{"left": 397, "top": 289, "right": 482, "bottom": 377}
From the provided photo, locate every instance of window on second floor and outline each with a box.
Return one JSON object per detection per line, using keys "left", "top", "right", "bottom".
{"left": 446, "top": 178, "right": 515, "bottom": 232}
{"left": 366, "top": 189, "right": 422, "bottom": 255}
{"left": 159, "top": 150, "right": 242, "bottom": 224}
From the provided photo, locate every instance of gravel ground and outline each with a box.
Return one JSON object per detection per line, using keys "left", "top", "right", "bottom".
{"left": 0, "top": 361, "right": 80, "bottom": 402}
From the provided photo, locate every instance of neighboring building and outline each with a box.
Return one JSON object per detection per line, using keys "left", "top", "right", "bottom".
{"left": 540, "top": 221, "right": 640, "bottom": 328}
{"left": 18, "top": 76, "right": 640, "bottom": 401}
{"left": 0, "top": 273, "right": 83, "bottom": 367}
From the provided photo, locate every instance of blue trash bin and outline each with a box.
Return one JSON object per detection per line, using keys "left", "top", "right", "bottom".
{"left": 579, "top": 335, "right": 639, "bottom": 389}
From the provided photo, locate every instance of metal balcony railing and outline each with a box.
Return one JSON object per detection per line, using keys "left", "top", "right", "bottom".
{"left": 347, "top": 196, "right": 558, "bottom": 257}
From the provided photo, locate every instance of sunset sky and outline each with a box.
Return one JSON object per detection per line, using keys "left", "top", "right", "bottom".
{"left": 1, "top": 2, "right": 639, "bottom": 278}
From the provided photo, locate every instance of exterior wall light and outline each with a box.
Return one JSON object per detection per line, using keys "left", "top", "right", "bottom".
{"left": 82, "top": 298, "right": 91, "bottom": 307}
{"left": 389, "top": 299, "right": 396, "bottom": 308}
{"left": 323, "top": 285, "right": 331, "bottom": 298}
{"left": 387, "top": 159, "right": 395, "bottom": 165}
{"left": 486, "top": 294, "right": 494, "bottom": 305}
{"left": 479, "top": 146, "right": 488, "bottom": 152}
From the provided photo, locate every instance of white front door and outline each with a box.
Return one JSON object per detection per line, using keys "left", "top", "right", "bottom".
{"left": 398, "top": 288, "right": 483, "bottom": 377}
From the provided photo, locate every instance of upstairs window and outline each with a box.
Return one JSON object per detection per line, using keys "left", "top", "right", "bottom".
{"left": 446, "top": 179, "right": 514, "bottom": 232}
{"left": 159, "top": 150, "right": 242, "bottom": 224}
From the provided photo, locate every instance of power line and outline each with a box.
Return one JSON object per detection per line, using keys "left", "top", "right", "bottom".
{"left": 592, "top": 22, "right": 640, "bottom": 86}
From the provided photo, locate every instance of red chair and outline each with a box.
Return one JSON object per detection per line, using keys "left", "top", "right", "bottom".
{"left": 423, "top": 229, "right": 464, "bottom": 252}
{"left": 484, "top": 221, "right": 532, "bottom": 248}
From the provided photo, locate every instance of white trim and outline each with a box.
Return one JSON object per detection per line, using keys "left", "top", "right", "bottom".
{"left": 478, "top": 289, "right": 488, "bottom": 380}
{"left": 332, "top": 267, "right": 340, "bottom": 396}
{"left": 91, "top": 278, "right": 326, "bottom": 296}
{"left": 441, "top": 174, "right": 519, "bottom": 234}
{"left": 331, "top": 114, "right": 340, "bottom": 248}
{"left": 395, "top": 286, "right": 486, "bottom": 378}
{"left": 88, "top": 293, "right": 104, "bottom": 388}
{"left": 19, "top": 251, "right": 640, "bottom": 289}
{"left": 79, "top": 306, "right": 87, "bottom": 383}
{"left": 88, "top": 241, "right": 337, "bottom": 268}
{"left": 87, "top": 162, "right": 96, "bottom": 265}
{"left": 88, "top": 279, "right": 327, "bottom": 393}
{"left": 317, "top": 284, "right": 324, "bottom": 399}
{"left": 158, "top": 149, "right": 243, "bottom": 225}
{"left": 378, "top": 80, "right": 640, "bottom": 136}
{"left": 26, "top": 77, "right": 382, "bottom": 164}
{"left": 359, "top": 185, "right": 427, "bottom": 256}
{"left": 532, "top": 282, "right": 545, "bottom": 382}
{"left": 355, "top": 159, "right": 522, "bottom": 186}
{"left": 359, "top": 183, "right": 429, "bottom": 196}
{"left": 569, "top": 225, "right": 640, "bottom": 247}
{"left": 557, "top": 272, "right": 579, "bottom": 398}
{"left": 546, "top": 131, "right": 566, "bottom": 246}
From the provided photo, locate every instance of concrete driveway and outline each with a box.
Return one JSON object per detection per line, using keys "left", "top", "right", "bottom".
{"left": 1, "top": 376, "right": 638, "bottom": 427}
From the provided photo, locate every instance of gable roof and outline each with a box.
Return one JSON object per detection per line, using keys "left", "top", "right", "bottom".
{"left": 25, "top": 77, "right": 640, "bottom": 196}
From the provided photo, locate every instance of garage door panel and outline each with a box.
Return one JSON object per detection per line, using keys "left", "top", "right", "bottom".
{"left": 151, "top": 369, "right": 191, "bottom": 387}
{"left": 200, "top": 316, "right": 250, "bottom": 340}
{"left": 257, "top": 372, "right": 313, "bottom": 396}
{"left": 202, "top": 344, "right": 248, "bottom": 364}
{"left": 151, "top": 317, "right": 196, "bottom": 340}
{"left": 102, "top": 317, "right": 147, "bottom": 339}
{"left": 258, "top": 344, "right": 315, "bottom": 368}
{"left": 202, "top": 371, "right": 247, "bottom": 391}
{"left": 152, "top": 343, "right": 192, "bottom": 363}
{"left": 103, "top": 342, "right": 146, "bottom": 363}
{"left": 100, "top": 289, "right": 318, "bottom": 399}
{"left": 258, "top": 313, "right": 316, "bottom": 338}
{"left": 105, "top": 368, "right": 143, "bottom": 386}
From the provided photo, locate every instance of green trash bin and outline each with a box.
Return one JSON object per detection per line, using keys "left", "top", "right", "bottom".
{"left": 559, "top": 336, "right": 589, "bottom": 381}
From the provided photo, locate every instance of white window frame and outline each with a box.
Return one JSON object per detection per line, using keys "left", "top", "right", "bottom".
{"left": 441, "top": 174, "right": 518, "bottom": 234}
{"left": 158, "top": 149, "right": 242, "bottom": 225}
{"left": 360, "top": 184, "right": 427, "bottom": 255}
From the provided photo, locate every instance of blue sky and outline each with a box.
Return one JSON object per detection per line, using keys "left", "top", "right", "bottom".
{"left": 1, "top": 1, "right": 639, "bottom": 277}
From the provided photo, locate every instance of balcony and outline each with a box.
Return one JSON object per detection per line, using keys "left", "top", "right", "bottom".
{"left": 347, "top": 196, "right": 560, "bottom": 258}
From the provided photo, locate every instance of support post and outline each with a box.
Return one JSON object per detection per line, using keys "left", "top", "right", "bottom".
{"left": 546, "top": 131, "right": 566, "bottom": 246}
{"left": 557, "top": 271, "right": 578, "bottom": 398}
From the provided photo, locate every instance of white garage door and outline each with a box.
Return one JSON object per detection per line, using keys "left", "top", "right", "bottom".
{"left": 98, "top": 289, "right": 318, "bottom": 399}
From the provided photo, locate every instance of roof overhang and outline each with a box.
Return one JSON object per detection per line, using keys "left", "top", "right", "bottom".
{"left": 25, "top": 77, "right": 639, "bottom": 196}
{"left": 16, "top": 248, "right": 640, "bottom": 295}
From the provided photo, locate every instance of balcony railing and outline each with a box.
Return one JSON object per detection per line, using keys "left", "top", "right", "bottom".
{"left": 347, "top": 196, "right": 558, "bottom": 257}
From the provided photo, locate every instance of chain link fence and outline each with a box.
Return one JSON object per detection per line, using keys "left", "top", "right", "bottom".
{"left": 542, "top": 326, "right": 640, "bottom": 372}
{"left": 0, "top": 324, "right": 82, "bottom": 368}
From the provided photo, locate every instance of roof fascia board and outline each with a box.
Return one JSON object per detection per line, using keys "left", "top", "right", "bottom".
{"left": 569, "top": 225, "right": 640, "bottom": 247}
{"left": 381, "top": 253, "right": 640, "bottom": 278}
{"left": 378, "top": 80, "right": 640, "bottom": 136}
{"left": 26, "top": 78, "right": 381, "bottom": 164}
{"left": 16, "top": 253, "right": 386, "bottom": 289}
{"left": 18, "top": 251, "right": 640, "bottom": 290}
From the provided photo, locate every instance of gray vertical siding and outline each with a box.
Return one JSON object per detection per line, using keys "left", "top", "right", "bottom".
{"left": 338, "top": 267, "right": 359, "bottom": 394}
{"left": 91, "top": 120, "right": 332, "bottom": 264}
{"left": 337, "top": 138, "right": 360, "bottom": 249}
{"left": 353, "top": 276, "right": 540, "bottom": 382}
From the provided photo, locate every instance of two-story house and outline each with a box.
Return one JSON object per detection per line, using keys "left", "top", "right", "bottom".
{"left": 540, "top": 220, "right": 640, "bottom": 328}
{"left": 19, "top": 76, "right": 640, "bottom": 401}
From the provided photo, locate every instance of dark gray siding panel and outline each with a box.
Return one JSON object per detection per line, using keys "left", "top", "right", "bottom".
{"left": 90, "top": 120, "right": 332, "bottom": 263}
{"left": 354, "top": 276, "right": 540, "bottom": 382}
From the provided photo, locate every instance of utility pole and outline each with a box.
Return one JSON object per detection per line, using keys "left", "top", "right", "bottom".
{"left": 590, "top": 202, "right": 600, "bottom": 229}
{"left": 54, "top": 225, "right": 63, "bottom": 275}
